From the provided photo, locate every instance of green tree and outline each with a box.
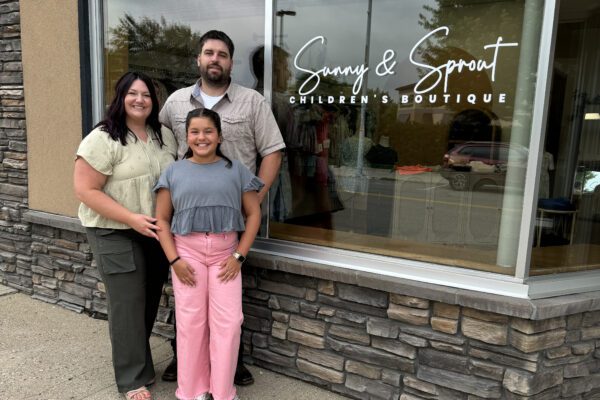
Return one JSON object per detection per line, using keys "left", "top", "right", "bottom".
{"left": 106, "top": 13, "right": 201, "bottom": 98}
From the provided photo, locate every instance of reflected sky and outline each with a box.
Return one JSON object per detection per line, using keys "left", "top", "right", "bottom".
{"left": 276, "top": 0, "right": 435, "bottom": 99}
{"left": 105, "top": 0, "right": 523, "bottom": 101}
{"left": 106, "top": 0, "right": 265, "bottom": 87}
{"left": 105, "top": 0, "right": 435, "bottom": 92}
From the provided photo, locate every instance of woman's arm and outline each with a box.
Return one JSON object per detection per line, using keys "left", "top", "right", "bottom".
{"left": 218, "top": 190, "right": 261, "bottom": 282}
{"left": 155, "top": 188, "right": 196, "bottom": 286}
{"left": 74, "top": 157, "right": 160, "bottom": 239}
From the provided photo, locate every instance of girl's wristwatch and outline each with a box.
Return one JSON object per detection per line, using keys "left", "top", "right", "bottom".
{"left": 232, "top": 252, "right": 246, "bottom": 263}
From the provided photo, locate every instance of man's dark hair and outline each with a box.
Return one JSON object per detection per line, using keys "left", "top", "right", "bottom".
{"left": 197, "top": 30, "right": 235, "bottom": 58}
{"left": 95, "top": 71, "right": 164, "bottom": 147}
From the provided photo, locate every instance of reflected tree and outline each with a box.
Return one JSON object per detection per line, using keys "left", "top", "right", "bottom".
{"left": 106, "top": 14, "right": 201, "bottom": 100}
{"left": 416, "top": 0, "right": 523, "bottom": 113}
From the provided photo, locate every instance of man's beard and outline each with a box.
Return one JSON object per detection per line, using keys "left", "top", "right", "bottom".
{"left": 200, "top": 63, "right": 230, "bottom": 86}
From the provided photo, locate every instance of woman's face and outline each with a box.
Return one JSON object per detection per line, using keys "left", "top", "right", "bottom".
{"left": 124, "top": 79, "right": 152, "bottom": 123}
{"left": 187, "top": 116, "right": 221, "bottom": 161}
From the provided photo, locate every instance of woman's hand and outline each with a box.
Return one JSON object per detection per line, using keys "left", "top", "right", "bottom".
{"left": 127, "top": 214, "right": 161, "bottom": 239}
{"left": 218, "top": 256, "right": 241, "bottom": 282}
{"left": 74, "top": 158, "right": 162, "bottom": 240}
{"left": 172, "top": 259, "right": 196, "bottom": 287}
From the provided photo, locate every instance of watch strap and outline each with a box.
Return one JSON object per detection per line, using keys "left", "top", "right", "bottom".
{"left": 232, "top": 251, "right": 246, "bottom": 263}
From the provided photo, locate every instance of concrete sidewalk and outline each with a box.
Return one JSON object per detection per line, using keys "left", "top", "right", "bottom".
{"left": 0, "top": 286, "right": 348, "bottom": 400}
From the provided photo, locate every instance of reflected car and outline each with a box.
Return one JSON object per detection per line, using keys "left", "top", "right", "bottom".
{"left": 440, "top": 141, "right": 528, "bottom": 191}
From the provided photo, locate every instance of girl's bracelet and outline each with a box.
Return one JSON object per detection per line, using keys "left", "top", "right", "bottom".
{"left": 169, "top": 256, "right": 180, "bottom": 266}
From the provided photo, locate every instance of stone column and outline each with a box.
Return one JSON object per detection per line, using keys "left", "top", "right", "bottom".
{"left": 0, "top": 1, "right": 32, "bottom": 291}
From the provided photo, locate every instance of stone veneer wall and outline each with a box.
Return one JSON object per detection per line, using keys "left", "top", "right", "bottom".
{"left": 19, "top": 217, "right": 600, "bottom": 399}
{"left": 2, "top": 1, "right": 600, "bottom": 399}
{"left": 0, "top": 0, "right": 31, "bottom": 292}
{"left": 238, "top": 261, "right": 600, "bottom": 400}
{"left": 21, "top": 220, "right": 175, "bottom": 339}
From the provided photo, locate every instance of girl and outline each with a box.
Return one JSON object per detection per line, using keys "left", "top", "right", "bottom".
{"left": 154, "top": 108, "right": 262, "bottom": 400}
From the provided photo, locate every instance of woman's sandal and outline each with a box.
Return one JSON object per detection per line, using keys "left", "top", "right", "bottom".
{"left": 125, "top": 386, "right": 152, "bottom": 400}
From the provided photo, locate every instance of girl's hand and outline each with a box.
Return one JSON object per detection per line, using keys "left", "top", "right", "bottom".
{"left": 128, "top": 214, "right": 161, "bottom": 239}
{"left": 218, "top": 256, "right": 241, "bottom": 282}
{"left": 172, "top": 259, "right": 196, "bottom": 286}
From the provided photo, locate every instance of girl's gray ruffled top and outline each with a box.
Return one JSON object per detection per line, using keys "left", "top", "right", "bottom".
{"left": 154, "top": 158, "right": 264, "bottom": 235}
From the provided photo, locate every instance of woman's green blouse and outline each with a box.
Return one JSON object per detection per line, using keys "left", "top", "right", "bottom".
{"left": 77, "top": 126, "right": 177, "bottom": 229}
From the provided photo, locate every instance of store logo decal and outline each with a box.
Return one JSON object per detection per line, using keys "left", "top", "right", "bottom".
{"left": 289, "top": 26, "right": 519, "bottom": 105}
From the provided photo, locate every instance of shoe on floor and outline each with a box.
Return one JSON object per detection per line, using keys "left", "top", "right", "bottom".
{"left": 162, "top": 357, "right": 177, "bottom": 382}
{"left": 125, "top": 386, "right": 151, "bottom": 400}
{"left": 234, "top": 364, "right": 254, "bottom": 386}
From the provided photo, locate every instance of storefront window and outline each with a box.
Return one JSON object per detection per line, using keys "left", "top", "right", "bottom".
{"left": 103, "top": 0, "right": 265, "bottom": 106}
{"left": 269, "top": 0, "right": 545, "bottom": 273}
{"left": 531, "top": 1, "right": 600, "bottom": 275}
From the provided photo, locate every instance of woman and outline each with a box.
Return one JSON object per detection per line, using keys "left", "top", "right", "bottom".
{"left": 154, "top": 108, "right": 262, "bottom": 400}
{"left": 74, "top": 71, "right": 177, "bottom": 400}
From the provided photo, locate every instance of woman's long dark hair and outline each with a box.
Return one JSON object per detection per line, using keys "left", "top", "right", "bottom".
{"left": 95, "top": 71, "right": 164, "bottom": 146}
{"left": 184, "top": 108, "right": 232, "bottom": 168}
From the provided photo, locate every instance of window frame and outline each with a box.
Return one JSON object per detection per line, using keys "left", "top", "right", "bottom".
{"left": 89, "top": 0, "right": 600, "bottom": 299}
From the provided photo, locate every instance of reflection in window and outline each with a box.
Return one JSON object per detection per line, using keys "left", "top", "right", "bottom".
{"left": 103, "top": 0, "right": 265, "bottom": 107}
{"left": 269, "top": 0, "right": 544, "bottom": 273}
{"left": 103, "top": 0, "right": 268, "bottom": 235}
{"left": 531, "top": 1, "right": 600, "bottom": 275}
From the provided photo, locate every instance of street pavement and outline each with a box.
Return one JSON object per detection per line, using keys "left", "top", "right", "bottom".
{"left": 0, "top": 285, "right": 348, "bottom": 400}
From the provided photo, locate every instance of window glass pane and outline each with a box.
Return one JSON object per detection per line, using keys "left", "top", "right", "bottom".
{"left": 104, "top": 1, "right": 264, "bottom": 106}
{"left": 269, "top": 0, "right": 545, "bottom": 273}
{"left": 531, "top": 1, "right": 600, "bottom": 275}
{"left": 103, "top": 0, "right": 267, "bottom": 234}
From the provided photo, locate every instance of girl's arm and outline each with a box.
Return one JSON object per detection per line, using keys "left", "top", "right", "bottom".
{"left": 74, "top": 157, "right": 160, "bottom": 238}
{"left": 218, "top": 190, "right": 261, "bottom": 282}
{"left": 155, "top": 188, "right": 196, "bottom": 286}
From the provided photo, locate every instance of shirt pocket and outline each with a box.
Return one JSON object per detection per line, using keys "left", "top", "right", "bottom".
{"left": 173, "top": 117, "right": 187, "bottom": 139}
{"left": 95, "top": 229, "right": 136, "bottom": 275}
{"left": 221, "top": 114, "right": 253, "bottom": 143}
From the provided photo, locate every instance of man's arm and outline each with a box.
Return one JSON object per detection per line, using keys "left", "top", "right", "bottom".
{"left": 256, "top": 150, "right": 282, "bottom": 204}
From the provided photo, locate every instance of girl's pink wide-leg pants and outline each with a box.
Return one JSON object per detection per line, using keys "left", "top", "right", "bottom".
{"left": 173, "top": 232, "right": 242, "bottom": 400}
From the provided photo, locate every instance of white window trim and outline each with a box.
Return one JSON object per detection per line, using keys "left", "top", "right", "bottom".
{"left": 89, "top": 0, "right": 104, "bottom": 126}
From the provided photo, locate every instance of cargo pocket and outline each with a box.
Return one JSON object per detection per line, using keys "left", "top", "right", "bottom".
{"left": 95, "top": 229, "right": 136, "bottom": 275}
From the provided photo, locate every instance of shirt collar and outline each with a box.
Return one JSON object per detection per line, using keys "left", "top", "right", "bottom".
{"left": 192, "top": 79, "right": 235, "bottom": 104}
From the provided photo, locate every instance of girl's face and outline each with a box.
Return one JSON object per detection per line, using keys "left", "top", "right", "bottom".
{"left": 124, "top": 79, "right": 152, "bottom": 123}
{"left": 186, "top": 116, "right": 221, "bottom": 162}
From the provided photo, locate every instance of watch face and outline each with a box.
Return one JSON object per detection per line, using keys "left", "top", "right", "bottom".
{"left": 234, "top": 252, "right": 246, "bottom": 263}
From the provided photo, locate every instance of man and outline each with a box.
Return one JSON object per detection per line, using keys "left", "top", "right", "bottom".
{"left": 159, "top": 30, "right": 285, "bottom": 386}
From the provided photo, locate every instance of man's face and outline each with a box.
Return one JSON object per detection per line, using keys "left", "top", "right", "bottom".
{"left": 197, "top": 39, "right": 233, "bottom": 86}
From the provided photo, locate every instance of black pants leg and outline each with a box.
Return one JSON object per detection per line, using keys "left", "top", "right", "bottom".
{"left": 237, "top": 329, "right": 245, "bottom": 367}
{"left": 170, "top": 310, "right": 177, "bottom": 354}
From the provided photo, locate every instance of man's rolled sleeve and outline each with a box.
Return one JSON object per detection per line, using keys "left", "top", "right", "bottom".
{"left": 254, "top": 99, "right": 286, "bottom": 158}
